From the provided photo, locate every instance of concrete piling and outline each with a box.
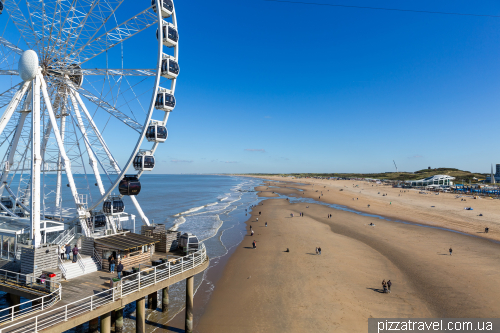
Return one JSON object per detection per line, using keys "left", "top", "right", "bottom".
{"left": 162, "top": 286, "right": 169, "bottom": 312}
{"left": 136, "top": 297, "right": 146, "bottom": 333}
{"left": 115, "top": 307, "right": 124, "bottom": 333}
{"left": 100, "top": 312, "right": 111, "bottom": 333}
{"left": 185, "top": 276, "right": 194, "bottom": 333}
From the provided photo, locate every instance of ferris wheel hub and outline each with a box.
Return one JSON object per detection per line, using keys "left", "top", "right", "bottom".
{"left": 18, "top": 50, "right": 38, "bottom": 82}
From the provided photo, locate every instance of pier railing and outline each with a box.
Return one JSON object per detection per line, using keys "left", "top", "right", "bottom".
{"left": 0, "top": 270, "right": 62, "bottom": 325}
{"left": 0, "top": 244, "right": 208, "bottom": 333}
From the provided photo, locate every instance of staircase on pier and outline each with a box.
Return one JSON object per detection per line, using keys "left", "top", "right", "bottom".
{"left": 59, "top": 255, "right": 100, "bottom": 280}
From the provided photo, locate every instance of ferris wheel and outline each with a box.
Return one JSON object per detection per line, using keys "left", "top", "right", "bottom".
{"left": 0, "top": 0, "right": 179, "bottom": 247}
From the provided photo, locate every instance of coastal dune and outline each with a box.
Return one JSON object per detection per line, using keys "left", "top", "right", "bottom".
{"left": 196, "top": 182, "right": 500, "bottom": 332}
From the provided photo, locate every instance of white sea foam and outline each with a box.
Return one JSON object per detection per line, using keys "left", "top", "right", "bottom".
{"left": 170, "top": 216, "right": 186, "bottom": 231}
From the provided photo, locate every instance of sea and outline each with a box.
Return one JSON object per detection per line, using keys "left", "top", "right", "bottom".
{"left": 0, "top": 174, "right": 265, "bottom": 332}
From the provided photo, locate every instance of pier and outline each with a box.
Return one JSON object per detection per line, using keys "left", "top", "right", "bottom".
{"left": 0, "top": 244, "right": 208, "bottom": 333}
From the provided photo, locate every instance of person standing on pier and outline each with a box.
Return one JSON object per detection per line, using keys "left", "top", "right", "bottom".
{"left": 110, "top": 257, "right": 116, "bottom": 273}
{"left": 117, "top": 261, "right": 124, "bottom": 279}
{"left": 72, "top": 245, "right": 79, "bottom": 263}
{"left": 65, "top": 244, "right": 71, "bottom": 261}
{"left": 60, "top": 245, "right": 65, "bottom": 260}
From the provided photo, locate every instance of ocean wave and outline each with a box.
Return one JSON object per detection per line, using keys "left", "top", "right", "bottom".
{"left": 170, "top": 216, "right": 186, "bottom": 231}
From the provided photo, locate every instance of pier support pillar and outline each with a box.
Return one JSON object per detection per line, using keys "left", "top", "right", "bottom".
{"left": 115, "top": 307, "right": 124, "bottom": 333}
{"left": 88, "top": 317, "right": 99, "bottom": 333}
{"left": 162, "top": 286, "right": 169, "bottom": 312}
{"left": 100, "top": 312, "right": 111, "bottom": 333}
{"left": 111, "top": 310, "right": 116, "bottom": 328}
{"left": 8, "top": 293, "right": 20, "bottom": 315}
{"left": 148, "top": 291, "right": 158, "bottom": 309}
{"left": 136, "top": 297, "right": 146, "bottom": 333}
{"left": 185, "top": 276, "right": 194, "bottom": 333}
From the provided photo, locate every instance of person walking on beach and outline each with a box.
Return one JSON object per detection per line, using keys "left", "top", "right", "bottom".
{"left": 251, "top": 229, "right": 254, "bottom": 236}
{"left": 259, "top": 211, "right": 261, "bottom": 215}
{"left": 265, "top": 222, "right": 267, "bottom": 227}
{"left": 382, "top": 280, "right": 387, "bottom": 293}
{"left": 449, "top": 247, "right": 452, "bottom": 255}
{"left": 315, "top": 247, "right": 319, "bottom": 255}
{"left": 252, "top": 240, "right": 256, "bottom": 249}
{"left": 318, "top": 247, "right": 322, "bottom": 255}
{"left": 387, "top": 280, "right": 392, "bottom": 293}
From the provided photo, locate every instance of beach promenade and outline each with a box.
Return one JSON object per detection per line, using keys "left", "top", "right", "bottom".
{"left": 196, "top": 178, "right": 500, "bottom": 332}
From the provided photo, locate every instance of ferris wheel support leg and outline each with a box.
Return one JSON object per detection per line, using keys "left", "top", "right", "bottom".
{"left": 0, "top": 81, "right": 30, "bottom": 139}
{"left": 130, "top": 196, "right": 150, "bottom": 226}
{"left": 39, "top": 74, "right": 90, "bottom": 237}
{"left": 55, "top": 115, "right": 66, "bottom": 209}
{"left": 31, "top": 74, "right": 42, "bottom": 247}
{"left": 68, "top": 91, "right": 106, "bottom": 195}
{"left": 73, "top": 91, "right": 119, "bottom": 170}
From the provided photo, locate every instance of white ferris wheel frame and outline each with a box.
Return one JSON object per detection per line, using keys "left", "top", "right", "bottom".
{"left": 0, "top": 0, "right": 179, "bottom": 246}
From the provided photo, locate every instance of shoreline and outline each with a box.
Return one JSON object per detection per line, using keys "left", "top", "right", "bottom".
{"left": 196, "top": 181, "right": 500, "bottom": 332}
{"left": 242, "top": 176, "right": 500, "bottom": 242}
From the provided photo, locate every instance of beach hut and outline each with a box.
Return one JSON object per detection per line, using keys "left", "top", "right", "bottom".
{"left": 93, "top": 232, "right": 159, "bottom": 271}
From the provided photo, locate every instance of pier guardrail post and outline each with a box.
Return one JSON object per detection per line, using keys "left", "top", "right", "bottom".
{"left": 168, "top": 262, "right": 170, "bottom": 278}
{"left": 181, "top": 257, "right": 183, "bottom": 272}
{"left": 41, "top": 296, "right": 44, "bottom": 310}
{"left": 90, "top": 295, "right": 93, "bottom": 310}
{"left": 192, "top": 253, "right": 194, "bottom": 269}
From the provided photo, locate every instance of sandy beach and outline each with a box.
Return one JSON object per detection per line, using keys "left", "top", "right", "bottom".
{"left": 195, "top": 178, "right": 500, "bottom": 332}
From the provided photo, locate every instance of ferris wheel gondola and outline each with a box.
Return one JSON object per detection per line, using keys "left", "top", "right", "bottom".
{"left": 0, "top": 0, "right": 181, "bottom": 246}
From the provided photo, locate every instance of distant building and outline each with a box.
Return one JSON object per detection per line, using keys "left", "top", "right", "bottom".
{"left": 408, "top": 175, "right": 454, "bottom": 187}
{"left": 486, "top": 164, "right": 500, "bottom": 183}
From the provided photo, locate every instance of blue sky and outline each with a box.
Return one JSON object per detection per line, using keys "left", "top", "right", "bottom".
{"left": 149, "top": 0, "right": 500, "bottom": 174}
{"left": 4, "top": 0, "right": 500, "bottom": 174}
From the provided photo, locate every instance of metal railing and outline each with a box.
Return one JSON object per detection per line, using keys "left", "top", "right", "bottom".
{"left": 0, "top": 244, "right": 207, "bottom": 333}
{"left": 0, "top": 269, "right": 62, "bottom": 325}
{"left": 57, "top": 257, "right": 68, "bottom": 280}
{"left": 92, "top": 248, "right": 102, "bottom": 269}
{"left": 76, "top": 253, "right": 86, "bottom": 273}
{"left": 52, "top": 227, "right": 76, "bottom": 246}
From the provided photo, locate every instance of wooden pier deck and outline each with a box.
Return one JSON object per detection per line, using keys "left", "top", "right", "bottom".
{"left": 0, "top": 247, "right": 209, "bottom": 333}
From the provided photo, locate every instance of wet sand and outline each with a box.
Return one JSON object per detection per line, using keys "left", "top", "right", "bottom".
{"left": 195, "top": 182, "right": 500, "bottom": 332}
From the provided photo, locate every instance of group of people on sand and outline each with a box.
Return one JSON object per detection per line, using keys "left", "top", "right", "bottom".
{"left": 382, "top": 279, "right": 392, "bottom": 293}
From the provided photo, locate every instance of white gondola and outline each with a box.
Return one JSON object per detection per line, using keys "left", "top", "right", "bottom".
{"left": 155, "top": 91, "right": 176, "bottom": 111}
{"left": 152, "top": 0, "right": 173, "bottom": 18}
{"left": 134, "top": 151, "right": 155, "bottom": 171}
{"left": 146, "top": 121, "right": 168, "bottom": 143}
{"left": 161, "top": 54, "right": 179, "bottom": 79}
{"left": 68, "top": 63, "right": 83, "bottom": 87}
{"left": 103, "top": 196, "right": 125, "bottom": 215}
{"left": 119, "top": 175, "right": 141, "bottom": 196}
{"left": 156, "top": 21, "right": 178, "bottom": 47}
{"left": 179, "top": 232, "right": 199, "bottom": 254}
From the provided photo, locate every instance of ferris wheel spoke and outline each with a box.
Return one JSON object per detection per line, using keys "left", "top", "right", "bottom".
{"left": 48, "top": 68, "right": 156, "bottom": 76}
{"left": 0, "top": 36, "right": 24, "bottom": 56}
{"left": 64, "top": 80, "right": 143, "bottom": 132}
{"left": 3, "top": 0, "right": 41, "bottom": 50}
{"left": 69, "top": 6, "right": 158, "bottom": 64}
